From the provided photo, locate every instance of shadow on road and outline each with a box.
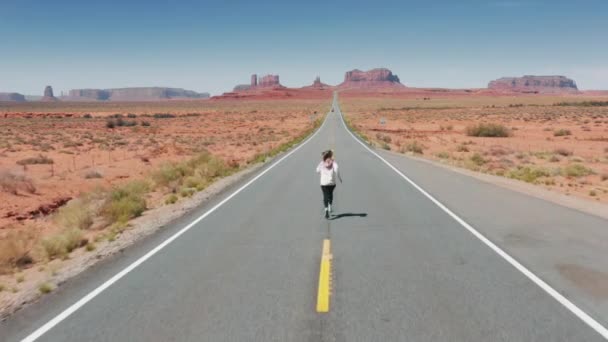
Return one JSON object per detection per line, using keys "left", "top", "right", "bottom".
{"left": 330, "top": 213, "right": 368, "bottom": 220}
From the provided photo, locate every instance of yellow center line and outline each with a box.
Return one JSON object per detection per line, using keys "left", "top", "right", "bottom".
{"left": 316, "top": 239, "right": 332, "bottom": 313}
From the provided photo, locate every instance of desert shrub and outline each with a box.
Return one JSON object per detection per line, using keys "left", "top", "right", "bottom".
{"left": 127, "top": 113, "right": 137, "bottom": 118}
{"left": 83, "top": 113, "right": 93, "bottom": 119}
{"left": 54, "top": 199, "right": 93, "bottom": 230}
{"left": 41, "top": 228, "right": 85, "bottom": 259}
{"left": 589, "top": 190, "right": 597, "bottom": 197}
{"left": 470, "top": 153, "right": 486, "bottom": 166}
{"left": 17, "top": 155, "right": 54, "bottom": 165}
{"left": 403, "top": 141, "right": 424, "bottom": 154}
{"left": 601, "top": 174, "right": 608, "bottom": 181}
{"left": 0, "top": 230, "right": 38, "bottom": 274}
{"left": 549, "top": 155, "right": 560, "bottom": 163}
{"left": 561, "top": 164, "right": 594, "bottom": 178}
{"left": 466, "top": 124, "right": 510, "bottom": 137}
{"left": 153, "top": 113, "right": 176, "bottom": 119}
{"left": 553, "top": 129, "right": 571, "bottom": 137}
{"left": 165, "top": 194, "right": 178, "bottom": 205}
{"left": 180, "top": 188, "right": 196, "bottom": 198}
{"left": 381, "top": 142, "right": 391, "bottom": 150}
{"left": 554, "top": 101, "right": 608, "bottom": 107}
{"left": 106, "top": 120, "right": 116, "bottom": 129}
{"left": 554, "top": 148, "right": 572, "bottom": 156}
{"left": 141, "top": 121, "right": 151, "bottom": 127}
{"left": 456, "top": 144, "right": 469, "bottom": 152}
{"left": 436, "top": 151, "right": 450, "bottom": 159}
{"left": 0, "top": 171, "right": 35, "bottom": 195}
{"left": 507, "top": 167, "right": 551, "bottom": 183}
{"left": 38, "top": 283, "right": 53, "bottom": 294}
{"left": 84, "top": 170, "right": 103, "bottom": 179}
{"left": 102, "top": 180, "right": 149, "bottom": 224}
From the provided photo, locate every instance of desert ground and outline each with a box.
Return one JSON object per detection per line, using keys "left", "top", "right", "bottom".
{"left": 0, "top": 98, "right": 328, "bottom": 307}
{"left": 341, "top": 94, "right": 608, "bottom": 204}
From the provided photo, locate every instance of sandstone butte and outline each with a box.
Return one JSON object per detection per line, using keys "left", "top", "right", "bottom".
{"left": 40, "top": 85, "right": 58, "bottom": 101}
{"left": 337, "top": 68, "right": 405, "bottom": 89}
{"left": 488, "top": 75, "right": 579, "bottom": 94}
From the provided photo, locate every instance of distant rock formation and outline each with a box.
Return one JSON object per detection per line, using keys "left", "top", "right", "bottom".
{"left": 259, "top": 75, "right": 281, "bottom": 88}
{"left": 65, "top": 87, "right": 210, "bottom": 101}
{"left": 233, "top": 74, "right": 283, "bottom": 92}
{"left": 338, "top": 68, "right": 404, "bottom": 88}
{"left": 0, "top": 93, "right": 26, "bottom": 102}
{"left": 302, "top": 76, "right": 332, "bottom": 90}
{"left": 41, "top": 85, "right": 58, "bottom": 101}
{"left": 488, "top": 75, "right": 578, "bottom": 93}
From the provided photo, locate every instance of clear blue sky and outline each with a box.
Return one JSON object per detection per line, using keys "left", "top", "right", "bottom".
{"left": 1, "top": 0, "right": 607, "bottom": 95}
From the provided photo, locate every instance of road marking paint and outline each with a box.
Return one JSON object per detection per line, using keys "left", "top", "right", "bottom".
{"left": 20, "top": 110, "right": 333, "bottom": 342}
{"left": 338, "top": 105, "right": 608, "bottom": 340}
{"left": 316, "top": 239, "right": 332, "bottom": 313}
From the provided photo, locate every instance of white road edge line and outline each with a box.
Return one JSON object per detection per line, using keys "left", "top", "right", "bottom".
{"left": 20, "top": 110, "right": 331, "bottom": 342}
{"left": 338, "top": 106, "right": 608, "bottom": 340}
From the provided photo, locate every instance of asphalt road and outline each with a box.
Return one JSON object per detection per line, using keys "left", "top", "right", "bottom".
{"left": 1, "top": 95, "right": 606, "bottom": 341}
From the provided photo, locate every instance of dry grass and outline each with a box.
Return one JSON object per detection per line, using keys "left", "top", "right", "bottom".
{"left": 54, "top": 199, "right": 94, "bottom": 230}
{"left": 0, "top": 230, "right": 38, "bottom": 274}
{"left": 0, "top": 170, "right": 36, "bottom": 195}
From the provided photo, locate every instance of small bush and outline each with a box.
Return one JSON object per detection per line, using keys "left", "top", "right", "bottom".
{"left": 54, "top": 199, "right": 93, "bottom": 230}
{"left": 84, "top": 170, "right": 103, "bottom": 179}
{"left": 554, "top": 129, "right": 571, "bottom": 137}
{"left": 554, "top": 148, "right": 572, "bottom": 156}
{"left": 601, "top": 174, "right": 608, "bottom": 181}
{"left": 83, "top": 113, "right": 93, "bottom": 119}
{"left": 0, "top": 171, "right": 36, "bottom": 195}
{"left": 589, "top": 190, "right": 597, "bottom": 197}
{"left": 153, "top": 113, "right": 176, "bottom": 119}
{"left": 141, "top": 121, "right": 151, "bottom": 127}
{"left": 470, "top": 153, "right": 486, "bottom": 166}
{"left": 456, "top": 144, "right": 469, "bottom": 152}
{"left": 102, "top": 181, "right": 149, "bottom": 224}
{"left": 127, "top": 113, "right": 137, "bottom": 118}
{"left": 0, "top": 230, "right": 38, "bottom": 274}
{"left": 17, "top": 155, "right": 54, "bottom": 165}
{"left": 507, "top": 167, "right": 551, "bottom": 183}
{"left": 381, "top": 142, "right": 391, "bottom": 150}
{"left": 466, "top": 124, "right": 510, "bottom": 137}
{"left": 85, "top": 243, "right": 96, "bottom": 252}
{"left": 41, "top": 228, "right": 84, "bottom": 259}
{"left": 38, "top": 283, "right": 53, "bottom": 294}
{"left": 165, "top": 194, "right": 178, "bottom": 205}
{"left": 436, "top": 151, "right": 450, "bottom": 159}
{"left": 180, "top": 188, "right": 196, "bottom": 198}
{"left": 404, "top": 141, "right": 424, "bottom": 154}
{"left": 561, "top": 164, "right": 594, "bottom": 178}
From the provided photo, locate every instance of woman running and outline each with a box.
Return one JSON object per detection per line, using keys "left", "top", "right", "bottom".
{"left": 316, "top": 150, "right": 342, "bottom": 218}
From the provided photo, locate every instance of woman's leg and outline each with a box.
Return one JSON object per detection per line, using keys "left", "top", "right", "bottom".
{"left": 328, "top": 185, "right": 336, "bottom": 206}
{"left": 321, "top": 186, "right": 330, "bottom": 208}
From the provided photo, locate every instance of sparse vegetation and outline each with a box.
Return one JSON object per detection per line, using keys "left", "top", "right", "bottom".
{"left": 38, "top": 282, "right": 53, "bottom": 294}
{"left": 41, "top": 228, "right": 85, "bottom": 259}
{"left": 16, "top": 155, "right": 54, "bottom": 165}
{"left": 507, "top": 167, "right": 551, "bottom": 183}
{"left": 466, "top": 123, "right": 510, "bottom": 137}
{"left": 403, "top": 141, "right": 424, "bottom": 154}
{"left": 553, "top": 129, "right": 571, "bottom": 137}
{"left": 0, "top": 171, "right": 36, "bottom": 195}
{"left": 561, "top": 164, "right": 594, "bottom": 178}
{"left": 102, "top": 180, "right": 149, "bottom": 224}
{"left": 54, "top": 199, "right": 94, "bottom": 230}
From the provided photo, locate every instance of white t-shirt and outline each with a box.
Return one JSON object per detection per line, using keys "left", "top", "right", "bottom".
{"left": 316, "top": 161, "right": 339, "bottom": 186}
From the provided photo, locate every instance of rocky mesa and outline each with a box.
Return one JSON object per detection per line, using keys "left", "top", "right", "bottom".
{"left": 0, "top": 93, "right": 26, "bottom": 102}
{"left": 338, "top": 68, "right": 405, "bottom": 89}
{"left": 65, "top": 87, "right": 210, "bottom": 101}
{"left": 233, "top": 74, "right": 284, "bottom": 92}
{"left": 488, "top": 75, "right": 579, "bottom": 93}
